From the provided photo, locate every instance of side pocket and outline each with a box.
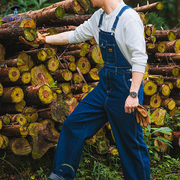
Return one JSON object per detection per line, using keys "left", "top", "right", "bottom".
{"left": 123, "top": 73, "right": 132, "bottom": 91}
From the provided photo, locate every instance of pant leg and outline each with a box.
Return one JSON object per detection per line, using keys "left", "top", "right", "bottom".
{"left": 105, "top": 85, "right": 150, "bottom": 180}
{"left": 49, "top": 85, "right": 108, "bottom": 180}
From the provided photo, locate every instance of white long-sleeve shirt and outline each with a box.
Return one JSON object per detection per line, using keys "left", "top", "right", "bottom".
{"left": 68, "top": 0, "right": 147, "bottom": 73}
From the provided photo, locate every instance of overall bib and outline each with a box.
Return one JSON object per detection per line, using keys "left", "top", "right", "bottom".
{"left": 50, "top": 6, "right": 150, "bottom": 180}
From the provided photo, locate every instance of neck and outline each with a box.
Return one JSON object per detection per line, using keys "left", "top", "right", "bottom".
{"left": 102, "top": 0, "right": 121, "bottom": 14}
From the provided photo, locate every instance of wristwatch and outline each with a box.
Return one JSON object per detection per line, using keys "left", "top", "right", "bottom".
{"left": 129, "top": 91, "right": 138, "bottom": 98}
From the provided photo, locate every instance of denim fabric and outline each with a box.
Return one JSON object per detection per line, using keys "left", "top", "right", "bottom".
{"left": 50, "top": 6, "right": 150, "bottom": 180}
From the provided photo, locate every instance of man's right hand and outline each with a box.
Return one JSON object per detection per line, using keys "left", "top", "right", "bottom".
{"left": 19, "top": 32, "right": 48, "bottom": 47}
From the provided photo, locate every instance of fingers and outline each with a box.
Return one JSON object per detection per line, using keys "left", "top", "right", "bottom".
{"left": 125, "top": 104, "right": 136, "bottom": 113}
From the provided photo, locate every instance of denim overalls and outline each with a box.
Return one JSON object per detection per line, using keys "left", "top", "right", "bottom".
{"left": 49, "top": 6, "right": 150, "bottom": 180}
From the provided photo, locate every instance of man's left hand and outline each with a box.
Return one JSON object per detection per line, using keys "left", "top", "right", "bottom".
{"left": 124, "top": 95, "right": 139, "bottom": 113}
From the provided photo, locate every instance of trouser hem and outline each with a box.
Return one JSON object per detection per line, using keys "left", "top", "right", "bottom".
{"left": 49, "top": 172, "right": 64, "bottom": 180}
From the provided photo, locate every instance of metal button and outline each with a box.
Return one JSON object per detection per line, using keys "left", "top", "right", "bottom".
{"left": 108, "top": 48, "right": 113, "bottom": 52}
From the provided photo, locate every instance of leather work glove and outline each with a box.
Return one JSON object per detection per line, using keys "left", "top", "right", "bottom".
{"left": 19, "top": 32, "right": 48, "bottom": 47}
{"left": 136, "top": 104, "right": 151, "bottom": 127}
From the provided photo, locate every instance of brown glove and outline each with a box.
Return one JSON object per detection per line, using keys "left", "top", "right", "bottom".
{"left": 19, "top": 32, "right": 48, "bottom": 47}
{"left": 136, "top": 104, "right": 151, "bottom": 127}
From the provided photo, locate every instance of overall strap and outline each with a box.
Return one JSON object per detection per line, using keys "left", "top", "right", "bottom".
{"left": 111, "top": 6, "right": 132, "bottom": 31}
{"left": 98, "top": 11, "right": 105, "bottom": 28}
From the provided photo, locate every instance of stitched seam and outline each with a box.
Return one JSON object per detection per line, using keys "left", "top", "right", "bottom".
{"left": 135, "top": 121, "right": 147, "bottom": 179}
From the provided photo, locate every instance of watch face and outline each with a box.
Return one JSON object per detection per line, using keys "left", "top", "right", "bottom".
{"left": 130, "top": 91, "right": 138, "bottom": 98}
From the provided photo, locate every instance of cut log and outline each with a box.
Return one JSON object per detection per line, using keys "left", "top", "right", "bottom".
{"left": 138, "top": 12, "right": 148, "bottom": 24}
{"left": 34, "top": 6, "right": 65, "bottom": 27}
{"left": 155, "top": 30, "right": 177, "bottom": 41}
{"left": 1, "top": 124, "right": 22, "bottom": 136}
{"left": 57, "top": 83, "right": 71, "bottom": 94}
{"left": 148, "top": 75, "right": 164, "bottom": 85}
{"left": 134, "top": 2, "right": 164, "bottom": 13}
{"left": 154, "top": 136, "right": 168, "bottom": 152}
{"left": 88, "top": 45, "right": 103, "bottom": 64}
{"left": 11, "top": 114, "right": 27, "bottom": 126}
{"left": 158, "top": 84, "right": 171, "bottom": 97}
{"left": 53, "top": 69, "right": 72, "bottom": 82}
{"left": 65, "top": 97, "right": 78, "bottom": 113}
{"left": 0, "top": 83, "right": 3, "bottom": 96}
{"left": 71, "top": 83, "right": 89, "bottom": 94}
{"left": 1, "top": 53, "right": 34, "bottom": 72}
{"left": 145, "top": 24, "right": 156, "bottom": 37}
{"left": 4, "top": 0, "right": 90, "bottom": 28}
{"left": 0, "top": 135, "right": 9, "bottom": 149}
{"left": 0, "top": 67, "right": 20, "bottom": 84}
{"left": 0, "top": 27, "right": 37, "bottom": 45}
{"left": 0, "top": 119, "right": 3, "bottom": 130}
{"left": 157, "top": 39, "right": 180, "bottom": 53}
{"left": 24, "top": 84, "right": 53, "bottom": 105}
{"left": 0, "top": 43, "right": 5, "bottom": 63}
{"left": 150, "top": 93, "right": 162, "bottom": 108}
{"left": 155, "top": 53, "right": 180, "bottom": 61}
{"left": 2, "top": 114, "right": 11, "bottom": 125}
{"left": 161, "top": 98, "right": 176, "bottom": 110}
{"left": 64, "top": 49, "right": 81, "bottom": 59}
{"left": 49, "top": 14, "right": 91, "bottom": 27}
{"left": 149, "top": 66, "right": 179, "bottom": 77}
{"left": 46, "top": 57, "right": 60, "bottom": 72}
{"left": 38, "top": 26, "right": 77, "bottom": 35}
{"left": 0, "top": 100, "right": 26, "bottom": 115}
{"left": 76, "top": 57, "right": 91, "bottom": 74}
{"left": 23, "top": 107, "right": 38, "bottom": 123}
{"left": 59, "top": 62, "right": 76, "bottom": 72}
{"left": 163, "top": 77, "right": 180, "bottom": 89}
{"left": 73, "top": 73, "right": 82, "bottom": 84}
{"left": 151, "top": 108, "right": 166, "bottom": 125}
{"left": 38, "top": 98, "right": 70, "bottom": 123}
{"left": 146, "top": 43, "right": 158, "bottom": 53}
{"left": 0, "top": 86, "right": 24, "bottom": 103}
{"left": 11, "top": 137, "right": 32, "bottom": 156}
{"left": 63, "top": 55, "right": 76, "bottom": 62}
{"left": 143, "top": 80, "right": 157, "bottom": 96}
{"left": 30, "top": 64, "right": 54, "bottom": 86}
{"left": 28, "top": 119, "right": 60, "bottom": 159}
{"left": 84, "top": 68, "right": 100, "bottom": 81}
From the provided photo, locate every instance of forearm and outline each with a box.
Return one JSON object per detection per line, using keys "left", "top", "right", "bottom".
{"left": 45, "top": 31, "right": 70, "bottom": 45}
{"left": 130, "top": 71, "right": 144, "bottom": 93}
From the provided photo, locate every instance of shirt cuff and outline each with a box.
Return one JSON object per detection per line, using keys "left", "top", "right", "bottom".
{"left": 68, "top": 31, "right": 76, "bottom": 44}
{"left": 132, "top": 64, "right": 146, "bottom": 74}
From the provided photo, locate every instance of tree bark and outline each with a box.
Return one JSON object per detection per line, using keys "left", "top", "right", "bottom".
{"left": 149, "top": 65, "right": 179, "bottom": 77}
{"left": 0, "top": 86, "right": 24, "bottom": 104}
{"left": 0, "top": 67, "right": 20, "bottom": 84}
{"left": 11, "top": 137, "right": 32, "bottom": 156}
{"left": 134, "top": 2, "right": 164, "bottom": 13}
{"left": 23, "top": 84, "right": 53, "bottom": 105}
{"left": 0, "top": 27, "right": 37, "bottom": 45}
{"left": 28, "top": 119, "right": 60, "bottom": 159}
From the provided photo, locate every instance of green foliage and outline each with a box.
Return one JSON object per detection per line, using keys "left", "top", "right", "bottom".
{"left": 151, "top": 155, "right": 180, "bottom": 180}
{"left": 145, "top": 0, "right": 177, "bottom": 30}
{"left": 147, "top": 12, "right": 169, "bottom": 30}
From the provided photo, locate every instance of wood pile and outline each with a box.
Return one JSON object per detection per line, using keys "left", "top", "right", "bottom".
{"left": 0, "top": 0, "right": 179, "bottom": 161}
{"left": 142, "top": 3, "right": 180, "bottom": 152}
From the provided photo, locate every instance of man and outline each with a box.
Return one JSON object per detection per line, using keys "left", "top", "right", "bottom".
{"left": 39, "top": 0, "right": 151, "bottom": 179}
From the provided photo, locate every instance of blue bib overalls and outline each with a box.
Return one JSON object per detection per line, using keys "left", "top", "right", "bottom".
{"left": 49, "top": 6, "right": 150, "bottom": 180}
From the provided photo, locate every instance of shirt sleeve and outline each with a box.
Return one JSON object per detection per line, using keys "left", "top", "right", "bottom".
{"left": 68, "top": 12, "right": 98, "bottom": 44}
{"left": 124, "top": 19, "right": 147, "bottom": 73}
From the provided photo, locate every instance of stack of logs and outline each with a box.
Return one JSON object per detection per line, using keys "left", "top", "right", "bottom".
{"left": 143, "top": 5, "right": 180, "bottom": 151}
{"left": 0, "top": 0, "right": 179, "bottom": 161}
